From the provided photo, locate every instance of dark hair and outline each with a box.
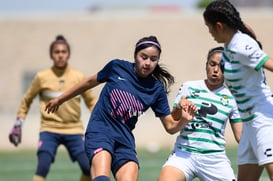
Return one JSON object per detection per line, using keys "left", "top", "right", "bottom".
{"left": 49, "top": 35, "right": 71, "bottom": 58}
{"left": 134, "top": 35, "right": 174, "bottom": 94}
{"left": 207, "top": 46, "right": 224, "bottom": 72}
{"left": 203, "top": 0, "right": 262, "bottom": 48}
{"left": 207, "top": 46, "right": 224, "bottom": 62}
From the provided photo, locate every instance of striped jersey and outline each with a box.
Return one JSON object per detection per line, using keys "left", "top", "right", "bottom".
{"left": 222, "top": 31, "right": 271, "bottom": 122}
{"left": 174, "top": 80, "right": 241, "bottom": 154}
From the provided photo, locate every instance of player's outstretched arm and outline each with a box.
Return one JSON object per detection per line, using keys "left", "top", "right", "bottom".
{"left": 45, "top": 74, "right": 100, "bottom": 113}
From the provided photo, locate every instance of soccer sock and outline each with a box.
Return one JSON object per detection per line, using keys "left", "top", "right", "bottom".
{"left": 76, "top": 152, "right": 90, "bottom": 176}
{"left": 33, "top": 175, "right": 45, "bottom": 181}
{"left": 92, "top": 176, "right": 110, "bottom": 181}
{"left": 80, "top": 173, "right": 91, "bottom": 181}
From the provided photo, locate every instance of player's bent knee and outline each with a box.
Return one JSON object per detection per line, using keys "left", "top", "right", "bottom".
{"left": 35, "top": 151, "right": 53, "bottom": 177}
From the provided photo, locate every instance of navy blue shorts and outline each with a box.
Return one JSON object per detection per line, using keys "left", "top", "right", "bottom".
{"left": 38, "top": 131, "right": 85, "bottom": 162}
{"left": 85, "top": 132, "right": 139, "bottom": 175}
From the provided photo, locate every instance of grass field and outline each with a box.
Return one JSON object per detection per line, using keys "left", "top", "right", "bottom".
{"left": 0, "top": 146, "right": 269, "bottom": 181}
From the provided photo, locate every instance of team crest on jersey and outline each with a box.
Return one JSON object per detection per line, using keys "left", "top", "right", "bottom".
{"left": 220, "top": 95, "right": 229, "bottom": 106}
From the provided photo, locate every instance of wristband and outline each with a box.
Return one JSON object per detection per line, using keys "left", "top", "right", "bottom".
{"left": 174, "top": 103, "right": 182, "bottom": 109}
{"left": 15, "top": 117, "right": 24, "bottom": 126}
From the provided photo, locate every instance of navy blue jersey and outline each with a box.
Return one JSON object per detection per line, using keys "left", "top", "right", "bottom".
{"left": 86, "top": 59, "right": 170, "bottom": 148}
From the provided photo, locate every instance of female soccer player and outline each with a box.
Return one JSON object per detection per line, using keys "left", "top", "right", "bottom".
{"left": 9, "top": 35, "right": 97, "bottom": 181}
{"left": 159, "top": 47, "right": 242, "bottom": 181}
{"left": 203, "top": 0, "right": 273, "bottom": 180}
{"left": 45, "top": 35, "right": 197, "bottom": 181}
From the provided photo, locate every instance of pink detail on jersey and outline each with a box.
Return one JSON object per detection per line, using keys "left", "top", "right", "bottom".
{"left": 94, "top": 148, "right": 103, "bottom": 155}
{"left": 82, "top": 136, "right": 85, "bottom": 141}
{"left": 38, "top": 140, "right": 43, "bottom": 149}
{"left": 110, "top": 89, "right": 143, "bottom": 123}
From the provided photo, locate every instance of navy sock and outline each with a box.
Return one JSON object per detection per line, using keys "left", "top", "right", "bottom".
{"left": 76, "top": 152, "right": 90, "bottom": 176}
{"left": 92, "top": 175, "right": 110, "bottom": 181}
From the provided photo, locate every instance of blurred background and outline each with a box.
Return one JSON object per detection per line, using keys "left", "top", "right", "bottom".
{"left": 0, "top": 0, "right": 272, "bottom": 151}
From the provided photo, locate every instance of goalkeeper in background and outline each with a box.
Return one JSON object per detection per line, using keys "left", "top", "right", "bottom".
{"left": 9, "top": 35, "right": 97, "bottom": 181}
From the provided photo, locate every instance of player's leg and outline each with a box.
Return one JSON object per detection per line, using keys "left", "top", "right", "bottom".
{"left": 237, "top": 164, "right": 263, "bottom": 181}
{"left": 158, "top": 149, "right": 195, "bottom": 181}
{"left": 115, "top": 161, "right": 138, "bottom": 181}
{"left": 91, "top": 150, "right": 112, "bottom": 180}
{"left": 77, "top": 152, "right": 91, "bottom": 181}
{"left": 250, "top": 108, "right": 273, "bottom": 181}
{"left": 112, "top": 143, "right": 139, "bottom": 181}
{"left": 158, "top": 166, "right": 186, "bottom": 181}
{"left": 264, "top": 163, "right": 273, "bottom": 181}
{"left": 33, "top": 132, "right": 59, "bottom": 181}
{"left": 63, "top": 134, "right": 91, "bottom": 181}
{"left": 34, "top": 152, "right": 53, "bottom": 181}
{"left": 197, "top": 153, "right": 236, "bottom": 181}
{"left": 85, "top": 132, "right": 115, "bottom": 181}
{"left": 238, "top": 106, "right": 273, "bottom": 181}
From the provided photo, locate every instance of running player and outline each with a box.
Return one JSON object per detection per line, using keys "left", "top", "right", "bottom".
{"left": 159, "top": 47, "right": 242, "bottom": 181}
{"left": 9, "top": 35, "right": 97, "bottom": 181}
{"left": 45, "top": 35, "right": 197, "bottom": 181}
{"left": 203, "top": 0, "right": 273, "bottom": 180}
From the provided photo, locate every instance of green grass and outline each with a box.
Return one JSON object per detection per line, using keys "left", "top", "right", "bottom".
{"left": 0, "top": 146, "right": 268, "bottom": 181}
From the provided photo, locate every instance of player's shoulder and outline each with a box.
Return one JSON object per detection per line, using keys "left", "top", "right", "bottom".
{"left": 233, "top": 31, "right": 259, "bottom": 54}
{"left": 36, "top": 68, "right": 51, "bottom": 77}
{"left": 111, "top": 59, "right": 131, "bottom": 66}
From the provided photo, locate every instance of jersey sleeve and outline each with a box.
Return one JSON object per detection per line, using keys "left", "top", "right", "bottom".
{"left": 17, "top": 73, "right": 41, "bottom": 119}
{"left": 82, "top": 88, "right": 97, "bottom": 111}
{"left": 97, "top": 59, "right": 117, "bottom": 83}
{"left": 238, "top": 38, "right": 269, "bottom": 71}
{"left": 151, "top": 86, "right": 171, "bottom": 118}
{"left": 229, "top": 100, "right": 242, "bottom": 123}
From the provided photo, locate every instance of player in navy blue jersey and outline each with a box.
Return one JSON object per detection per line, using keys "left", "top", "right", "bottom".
{"left": 45, "top": 35, "right": 197, "bottom": 181}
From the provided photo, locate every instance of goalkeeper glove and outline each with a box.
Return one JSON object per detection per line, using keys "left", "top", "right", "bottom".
{"left": 9, "top": 117, "right": 24, "bottom": 147}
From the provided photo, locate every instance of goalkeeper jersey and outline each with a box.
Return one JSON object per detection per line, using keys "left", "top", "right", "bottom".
{"left": 17, "top": 65, "right": 97, "bottom": 134}
{"left": 174, "top": 80, "right": 241, "bottom": 154}
{"left": 223, "top": 31, "right": 270, "bottom": 122}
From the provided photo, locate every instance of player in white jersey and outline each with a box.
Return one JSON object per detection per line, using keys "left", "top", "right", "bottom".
{"left": 203, "top": 1, "right": 273, "bottom": 180}
{"left": 159, "top": 47, "right": 242, "bottom": 181}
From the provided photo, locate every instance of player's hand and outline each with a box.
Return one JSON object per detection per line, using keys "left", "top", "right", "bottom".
{"left": 9, "top": 118, "right": 23, "bottom": 147}
{"left": 179, "top": 97, "right": 197, "bottom": 123}
{"left": 45, "top": 98, "right": 60, "bottom": 113}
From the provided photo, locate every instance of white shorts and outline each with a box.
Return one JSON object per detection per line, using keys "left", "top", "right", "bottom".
{"left": 238, "top": 102, "right": 273, "bottom": 166}
{"left": 162, "top": 148, "right": 236, "bottom": 181}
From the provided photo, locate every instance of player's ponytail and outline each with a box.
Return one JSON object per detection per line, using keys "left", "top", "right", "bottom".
{"left": 203, "top": 0, "right": 262, "bottom": 48}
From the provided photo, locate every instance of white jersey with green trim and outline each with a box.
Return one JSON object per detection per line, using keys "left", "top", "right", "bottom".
{"left": 223, "top": 31, "right": 271, "bottom": 121}
{"left": 174, "top": 80, "right": 241, "bottom": 154}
